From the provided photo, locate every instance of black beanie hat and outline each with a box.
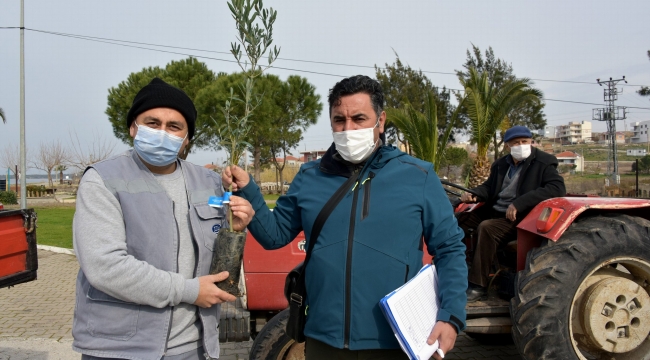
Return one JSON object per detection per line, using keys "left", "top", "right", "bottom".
{"left": 126, "top": 78, "right": 197, "bottom": 139}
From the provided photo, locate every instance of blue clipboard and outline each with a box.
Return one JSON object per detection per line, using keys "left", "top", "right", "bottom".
{"left": 379, "top": 264, "right": 440, "bottom": 360}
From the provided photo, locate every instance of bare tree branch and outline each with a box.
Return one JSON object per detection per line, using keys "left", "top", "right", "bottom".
{"left": 68, "top": 130, "right": 117, "bottom": 171}
{"left": 31, "top": 140, "right": 69, "bottom": 187}
{"left": 1, "top": 144, "right": 29, "bottom": 177}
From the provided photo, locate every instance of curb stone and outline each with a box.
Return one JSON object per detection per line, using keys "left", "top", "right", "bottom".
{"left": 37, "top": 244, "right": 76, "bottom": 256}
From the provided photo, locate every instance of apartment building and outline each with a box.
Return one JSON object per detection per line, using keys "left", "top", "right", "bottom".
{"left": 542, "top": 125, "right": 556, "bottom": 138}
{"left": 556, "top": 121, "right": 592, "bottom": 144}
{"left": 631, "top": 120, "right": 650, "bottom": 144}
{"left": 596, "top": 131, "right": 626, "bottom": 144}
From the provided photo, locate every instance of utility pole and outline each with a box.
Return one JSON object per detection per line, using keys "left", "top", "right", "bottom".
{"left": 634, "top": 159, "right": 640, "bottom": 197}
{"left": 19, "top": 0, "right": 27, "bottom": 209}
{"left": 592, "top": 76, "right": 627, "bottom": 185}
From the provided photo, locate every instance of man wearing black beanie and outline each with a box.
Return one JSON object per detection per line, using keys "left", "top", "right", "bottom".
{"left": 127, "top": 78, "right": 198, "bottom": 141}
{"left": 72, "top": 78, "right": 254, "bottom": 359}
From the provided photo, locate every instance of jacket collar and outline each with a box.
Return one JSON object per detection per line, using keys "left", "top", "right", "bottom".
{"left": 319, "top": 142, "right": 402, "bottom": 178}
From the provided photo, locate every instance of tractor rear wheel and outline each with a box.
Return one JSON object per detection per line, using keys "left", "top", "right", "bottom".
{"left": 510, "top": 214, "right": 650, "bottom": 360}
{"left": 249, "top": 308, "right": 305, "bottom": 360}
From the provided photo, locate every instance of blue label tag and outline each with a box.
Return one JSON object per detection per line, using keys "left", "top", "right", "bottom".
{"left": 208, "top": 192, "right": 233, "bottom": 208}
{"left": 208, "top": 196, "right": 223, "bottom": 208}
{"left": 212, "top": 224, "right": 221, "bottom": 234}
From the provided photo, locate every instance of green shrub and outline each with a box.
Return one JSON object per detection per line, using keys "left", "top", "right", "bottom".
{"left": 0, "top": 191, "right": 18, "bottom": 204}
{"left": 558, "top": 164, "right": 577, "bottom": 174}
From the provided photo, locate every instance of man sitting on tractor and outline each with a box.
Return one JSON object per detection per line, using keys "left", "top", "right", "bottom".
{"left": 460, "top": 126, "right": 566, "bottom": 302}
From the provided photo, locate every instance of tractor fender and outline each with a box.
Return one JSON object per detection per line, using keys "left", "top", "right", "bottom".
{"left": 514, "top": 197, "right": 650, "bottom": 271}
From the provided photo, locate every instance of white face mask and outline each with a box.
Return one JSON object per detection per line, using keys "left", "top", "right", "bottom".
{"left": 332, "top": 122, "right": 379, "bottom": 164}
{"left": 510, "top": 144, "right": 531, "bottom": 161}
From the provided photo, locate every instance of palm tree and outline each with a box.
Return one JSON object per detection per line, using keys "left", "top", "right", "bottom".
{"left": 0, "top": 107, "right": 5, "bottom": 123}
{"left": 386, "top": 91, "right": 464, "bottom": 174}
{"left": 54, "top": 164, "right": 68, "bottom": 185}
{"left": 460, "top": 67, "right": 543, "bottom": 187}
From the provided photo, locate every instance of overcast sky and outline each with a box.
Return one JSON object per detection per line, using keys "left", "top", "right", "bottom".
{"left": 1, "top": 0, "right": 649, "bottom": 174}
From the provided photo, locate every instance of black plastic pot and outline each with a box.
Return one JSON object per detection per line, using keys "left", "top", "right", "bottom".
{"left": 210, "top": 229, "right": 246, "bottom": 296}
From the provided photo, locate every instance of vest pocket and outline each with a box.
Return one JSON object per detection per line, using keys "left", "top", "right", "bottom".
{"left": 194, "top": 204, "right": 226, "bottom": 251}
{"left": 86, "top": 286, "right": 140, "bottom": 341}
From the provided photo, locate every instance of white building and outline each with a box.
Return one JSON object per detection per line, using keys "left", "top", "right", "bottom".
{"left": 556, "top": 121, "right": 592, "bottom": 144}
{"left": 631, "top": 121, "right": 650, "bottom": 144}
{"left": 448, "top": 141, "right": 476, "bottom": 154}
{"left": 597, "top": 131, "right": 626, "bottom": 145}
{"left": 542, "top": 125, "right": 556, "bottom": 139}
{"left": 627, "top": 149, "right": 647, "bottom": 157}
{"left": 555, "top": 151, "right": 584, "bottom": 172}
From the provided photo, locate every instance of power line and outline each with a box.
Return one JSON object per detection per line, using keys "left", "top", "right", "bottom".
{"left": 25, "top": 28, "right": 455, "bottom": 75}
{"left": 544, "top": 99, "right": 604, "bottom": 106}
{"left": 441, "top": 90, "right": 650, "bottom": 110}
{"left": 546, "top": 109, "right": 594, "bottom": 117}
{"left": 5, "top": 26, "right": 649, "bottom": 88}
{"left": 28, "top": 28, "right": 387, "bottom": 72}
{"left": 26, "top": 28, "right": 349, "bottom": 78}
{"left": 4, "top": 27, "right": 650, "bottom": 110}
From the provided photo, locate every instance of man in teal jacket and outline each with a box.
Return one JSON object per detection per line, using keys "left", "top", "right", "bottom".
{"left": 223, "top": 75, "right": 467, "bottom": 359}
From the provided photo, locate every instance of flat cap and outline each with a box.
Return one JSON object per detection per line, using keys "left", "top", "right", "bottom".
{"left": 503, "top": 126, "right": 532, "bottom": 143}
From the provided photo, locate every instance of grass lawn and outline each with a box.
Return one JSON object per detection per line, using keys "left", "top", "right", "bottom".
{"left": 34, "top": 206, "right": 75, "bottom": 249}
{"left": 264, "top": 193, "right": 279, "bottom": 209}
{"left": 29, "top": 193, "right": 280, "bottom": 249}
{"left": 25, "top": 193, "right": 284, "bottom": 250}
{"left": 263, "top": 194, "right": 280, "bottom": 201}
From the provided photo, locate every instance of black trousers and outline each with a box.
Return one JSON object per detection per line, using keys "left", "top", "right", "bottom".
{"left": 457, "top": 209, "right": 517, "bottom": 288}
{"left": 305, "top": 337, "right": 408, "bottom": 360}
{"left": 81, "top": 346, "right": 206, "bottom": 360}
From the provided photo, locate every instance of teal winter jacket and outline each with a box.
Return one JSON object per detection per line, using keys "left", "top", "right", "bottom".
{"left": 239, "top": 144, "right": 467, "bottom": 350}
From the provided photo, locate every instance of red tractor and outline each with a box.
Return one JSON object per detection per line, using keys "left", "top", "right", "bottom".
{"left": 222, "top": 183, "right": 650, "bottom": 360}
{"left": 0, "top": 208, "right": 38, "bottom": 289}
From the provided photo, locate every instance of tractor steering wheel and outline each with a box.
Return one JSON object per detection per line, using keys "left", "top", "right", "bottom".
{"left": 440, "top": 179, "right": 483, "bottom": 200}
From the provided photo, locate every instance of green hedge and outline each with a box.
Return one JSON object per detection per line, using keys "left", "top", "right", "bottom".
{"left": 0, "top": 191, "right": 18, "bottom": 204}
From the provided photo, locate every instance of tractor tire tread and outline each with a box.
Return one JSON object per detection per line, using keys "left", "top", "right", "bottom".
{"left": 509, "top": 214, "right": 650, "bottom": 360}
{"left": 249, "top": 308, "right": 301, "bottom": 360}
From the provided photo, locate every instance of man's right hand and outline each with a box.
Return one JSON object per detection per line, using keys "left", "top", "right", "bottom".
{"left": 460, "top": 192, "right": 477, "bottom": 203}
{"left": 221, "top": 165, "right": 250, "bottom": 192}
{"left": 194, "top": 272, "right": 237, "bottom": 308}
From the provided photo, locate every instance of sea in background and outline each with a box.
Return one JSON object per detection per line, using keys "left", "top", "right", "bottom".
{"left": 0, "top": 174, "right": 74, "bottom": 184}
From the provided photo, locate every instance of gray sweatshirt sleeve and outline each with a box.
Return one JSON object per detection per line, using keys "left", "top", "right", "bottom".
{"left": 73, "top": 168, "right": 199, "bottom": 308}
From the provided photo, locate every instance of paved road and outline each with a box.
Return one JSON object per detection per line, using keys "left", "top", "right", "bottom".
{"left": 0, "top": 250, "right": 522, "bottom": 360}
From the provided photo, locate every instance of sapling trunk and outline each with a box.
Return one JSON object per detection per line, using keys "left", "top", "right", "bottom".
{"left": 229, "top": 183, "right": 234, "bottom": 229}
{"left": 210, "top": 0, "right": 280, "bottom": 297}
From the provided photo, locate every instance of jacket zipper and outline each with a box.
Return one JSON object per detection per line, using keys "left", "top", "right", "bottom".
{"left": 344, "top": 172, "right": 361, "bottom": 349}
{"left": 163, "top": 200, "right": 180, "bottom": 355}
{"left": 404, "top": 265, "right": 410, "bottom": 283}
{"left": 361, "top": 172, "right": 375, "bottom": 220}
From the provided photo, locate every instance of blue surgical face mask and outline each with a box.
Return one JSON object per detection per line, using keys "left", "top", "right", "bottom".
{"left": 133, "top": 125, "right": 186, "bottom": 166}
